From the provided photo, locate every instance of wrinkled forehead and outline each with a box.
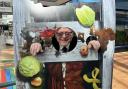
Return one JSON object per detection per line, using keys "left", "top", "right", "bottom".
{"left": 56, "top": 27, "right": 73, "bottom": 33}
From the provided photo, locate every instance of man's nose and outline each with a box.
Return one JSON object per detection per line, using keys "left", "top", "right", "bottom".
{"left": 62, "top": 34, "right": 66, "bottom": 37}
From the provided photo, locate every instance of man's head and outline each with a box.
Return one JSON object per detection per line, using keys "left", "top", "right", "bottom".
{"left": 55, "top": 27, "right": 73, "bottom": 47}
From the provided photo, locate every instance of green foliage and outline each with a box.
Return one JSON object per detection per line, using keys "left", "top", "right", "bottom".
{"left": 116, "top": 30, "right": 128, "bottom": 45}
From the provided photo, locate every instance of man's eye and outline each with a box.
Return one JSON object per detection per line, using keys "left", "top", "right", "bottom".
{"left": 59, "top": 33, "right": 63, "bottom": 35}
{"left": 65, "top": 33, "right": 68, "bottom": 35}
{"left": 57, "top": 33, "right": 62, "bottom": 35}
{"left": 56, "top": 32, "right": 72, "bottom": 36}
{"left": 66, "top": 32, "right": 72, "bottom": 35}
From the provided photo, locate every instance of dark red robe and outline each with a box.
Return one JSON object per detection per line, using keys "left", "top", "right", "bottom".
{"left": 46, "top": 62, "right": 85, "bottom": 89}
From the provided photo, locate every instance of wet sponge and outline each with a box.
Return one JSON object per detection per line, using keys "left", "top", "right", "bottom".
{"left": 18, "top": 56, "right": 41, "bottom": 77}
{"left": 76, "top": 5, "right": 95, "bottom": 27}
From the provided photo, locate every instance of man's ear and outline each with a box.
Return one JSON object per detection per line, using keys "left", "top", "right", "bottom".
{"left": 52, "top": 36, "right": 60, "bottom": 51}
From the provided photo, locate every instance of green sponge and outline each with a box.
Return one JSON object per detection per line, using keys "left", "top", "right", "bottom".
{"left": 18, "top": 56, "right": 41, "bottom": 77}
{"left": 76, "top": 5, "right": 95, "bottom": 27}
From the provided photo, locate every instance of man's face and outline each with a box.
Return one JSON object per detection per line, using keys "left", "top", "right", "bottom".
{"left": 55, "top": 27, "right": 73, "bottom": 47}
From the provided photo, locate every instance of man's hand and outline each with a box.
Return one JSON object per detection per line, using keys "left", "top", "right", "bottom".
{"left": 87, "top": 40, "right": 100, "bottom": 51}
{"left": 30, "top": 43, "right": 43, "bottom": 56}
